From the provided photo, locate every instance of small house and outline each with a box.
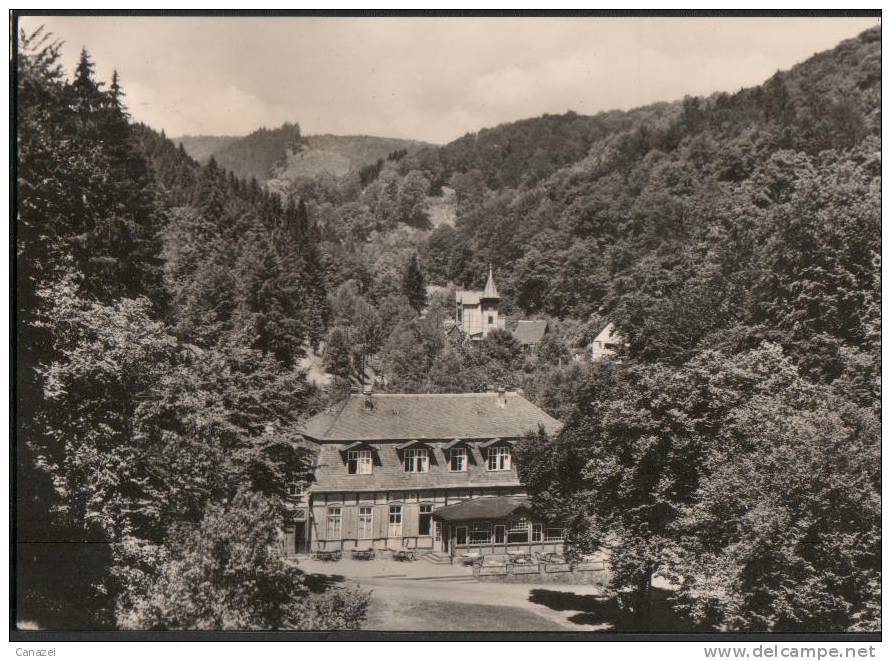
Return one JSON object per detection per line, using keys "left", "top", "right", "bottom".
{"left": 512, "top": 320, "right": 549, "bottom": 354}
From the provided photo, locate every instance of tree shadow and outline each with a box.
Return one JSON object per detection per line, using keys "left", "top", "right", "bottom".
{"left": 303, "top": 571, "right": 347, "bottom": 593}
{"left": 528, "top": 587, "right": 709, "bottom": 632}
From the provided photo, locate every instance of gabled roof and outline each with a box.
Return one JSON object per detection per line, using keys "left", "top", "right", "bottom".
{"left": 455, "top": 290, "right": 481, "bottom": 305}
{"left": 513, "top": 320, "right": 548, "bottom": 345}
{"left": 301, "top": 392, "right": 562, "bottom": 442}
{"left": 432, "top": 496, "right": 530, "bottom": 521}
{"left": 592, "top": 322, "right": 616, "bottom": 345}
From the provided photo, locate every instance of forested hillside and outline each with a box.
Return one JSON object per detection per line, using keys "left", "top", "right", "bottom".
{"left": 511, "top": 26, "right": 881, "bottom": 632}
{"left": 16, "top": 29, "right": 366, "bottom": 630}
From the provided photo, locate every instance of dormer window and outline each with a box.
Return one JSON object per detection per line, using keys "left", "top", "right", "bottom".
{"left": 403, "top": 448, "right": 429, "bottom": 473}
{"left": 347, "top": 450, "right": 373, "bottom": 475}
{"left": 450, "top": 447, "right": 467, "bottom": 472}
{"left": 486, "top": 446, "right": 511, "bottom": 471}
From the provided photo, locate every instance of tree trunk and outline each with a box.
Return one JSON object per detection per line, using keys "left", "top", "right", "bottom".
{"left": 633, "top": 567, "right": 653, "bottom": 629}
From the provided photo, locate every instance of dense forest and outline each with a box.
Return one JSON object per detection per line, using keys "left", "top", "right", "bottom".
{"left": 16, "top": 29, "right": 365, "bottom": 629}
{"left": 16, "top": 22, "right": 880, "bottom": 632}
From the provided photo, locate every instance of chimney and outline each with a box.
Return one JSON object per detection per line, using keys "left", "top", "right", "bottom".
{"left": 363, "top": 385, "right": 374, "bottom": 410}
{"left": 497, "top": 387, "right": 507, "bottom": 409}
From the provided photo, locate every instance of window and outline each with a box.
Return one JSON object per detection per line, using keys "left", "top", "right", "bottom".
{"left": 455, "top": 526, "right": 468, "bottom": 545}
{"left": 488, "top": 315, "right": 494, "bottom": 324}
{"left": 449, "top": 447, "right": 467, "bottom": 472}
{"left": 347, "top": 449, "right": 373, "bottom": 475}
{"left": 326, "top": 507, "right": 342, "bottom": 539}
{"left": 532, "top": 523, "right": 543, "bottom": 543}
{"left": 494, "top": 525, "right": 506, "bottom": 544}
{"left": 418, "top": 504, "right": 433, "bottom": 536}
{"left": 403, "top": 448, "right": 429, "bottom": 473}
{"left": 508, "top": 518, "right": 528, "bottom": 544}
{"left": 287, "top": 482, "right": 302, "bottom": 497}
{"left": 468, "top": 523, "right": 491, "bottom": 545}
{"left": 487, "top": 446, "right": 511, "bottom": 471}
{"left": 545, "top": 528, "right": 565, "bottom": 542}
{"left": 388, "top": 505, "right": 403, "bottom": 538}
{"left": 358, "top": 506, "right": 374, "bottom": 539}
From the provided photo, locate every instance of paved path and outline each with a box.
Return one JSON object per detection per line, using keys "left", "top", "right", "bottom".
{"left": 296, "top": 556, "right": 607, "bottom": 631}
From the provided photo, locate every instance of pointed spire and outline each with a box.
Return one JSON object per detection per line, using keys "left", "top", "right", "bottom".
{"left": 483, "top": 264, "right": 499, "bottom": 299}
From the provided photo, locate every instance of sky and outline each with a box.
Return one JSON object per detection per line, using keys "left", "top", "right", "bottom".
{"left": 18, "top": 15, "right": 879, "bottom": 144}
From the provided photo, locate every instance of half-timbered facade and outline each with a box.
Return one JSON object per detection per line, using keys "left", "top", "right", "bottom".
{"left": 287, "top": 389, "right": 563, "bottom": 557}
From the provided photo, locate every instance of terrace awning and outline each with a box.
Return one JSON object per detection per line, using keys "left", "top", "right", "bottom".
{"left": 432, "top": 496, "right": 531, "bottom": 522}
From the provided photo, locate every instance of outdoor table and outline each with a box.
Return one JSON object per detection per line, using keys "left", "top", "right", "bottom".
{"left": 506, "top": 550, "right": 531, "bottom": 563}
{"left": 314, "top": 549, "right": 342, "bottom": 561}
{"left": 351, "top": 548, "right": 375, "bottom": 560}
{"left": 461, "top": 551, "right": 482, "bottom": 566}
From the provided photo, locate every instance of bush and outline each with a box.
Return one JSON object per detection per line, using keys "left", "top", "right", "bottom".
{"left": 117, "top": 493, "right": 369, "bottom": 630}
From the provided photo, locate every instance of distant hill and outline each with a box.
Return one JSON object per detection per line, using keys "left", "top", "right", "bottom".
{"left": 173, "top": 135, "right": 238, "bottom": 163}
{"left": 175, "top": 125, "right": 432, "bottom": 184}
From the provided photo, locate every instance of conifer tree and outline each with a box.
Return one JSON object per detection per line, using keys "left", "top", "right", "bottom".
{"left": 401, "top": 253, "right": 427, "bottom": 313}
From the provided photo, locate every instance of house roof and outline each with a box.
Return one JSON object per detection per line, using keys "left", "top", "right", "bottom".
{"left": 513, "top": 320, "right": 548, "bottom": 345}
{"left": 301, "top": 392, "right": 562, "bottom": 442}
{"left": 592, "top": 322, "right": 616, "bottom": 345}
{"left": 310, "top": 440, "right": 523, "bottom": 492}
{"left": 432, "top": 496, "right": 530, "bottom": 521}
{"left": 455, "top": 290, "right": 481, "bottom": 305}
{"left": 455, "top": 268, "right": 500, "bottom": 304}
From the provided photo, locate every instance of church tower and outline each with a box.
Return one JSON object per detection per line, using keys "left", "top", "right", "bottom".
{"left": 480, "top": 265, "right": 501, "bottom": 337}
{"left": 454, "top": 266, "right": 503, "bottom": 340}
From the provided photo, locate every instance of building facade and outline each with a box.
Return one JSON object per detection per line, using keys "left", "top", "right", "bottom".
{"left": 589, "top": 322, "right": 619, "bottom": 361}
{"left": 455, "top": 267, "right": 504, "bottom": 340}
{"left": 287, "top": 390, "right": 564, "bottom": 558}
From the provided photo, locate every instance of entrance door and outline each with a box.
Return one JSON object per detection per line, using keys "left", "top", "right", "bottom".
{"left": 494, "top": 525, "right": 506, "bottom": 545}
{"left": 294, "top": 521, "right": 306, "bottom": 554}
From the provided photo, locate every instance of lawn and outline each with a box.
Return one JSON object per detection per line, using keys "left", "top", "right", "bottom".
{"left": 365, "top": 596, "right": 570, "bottom": 631}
